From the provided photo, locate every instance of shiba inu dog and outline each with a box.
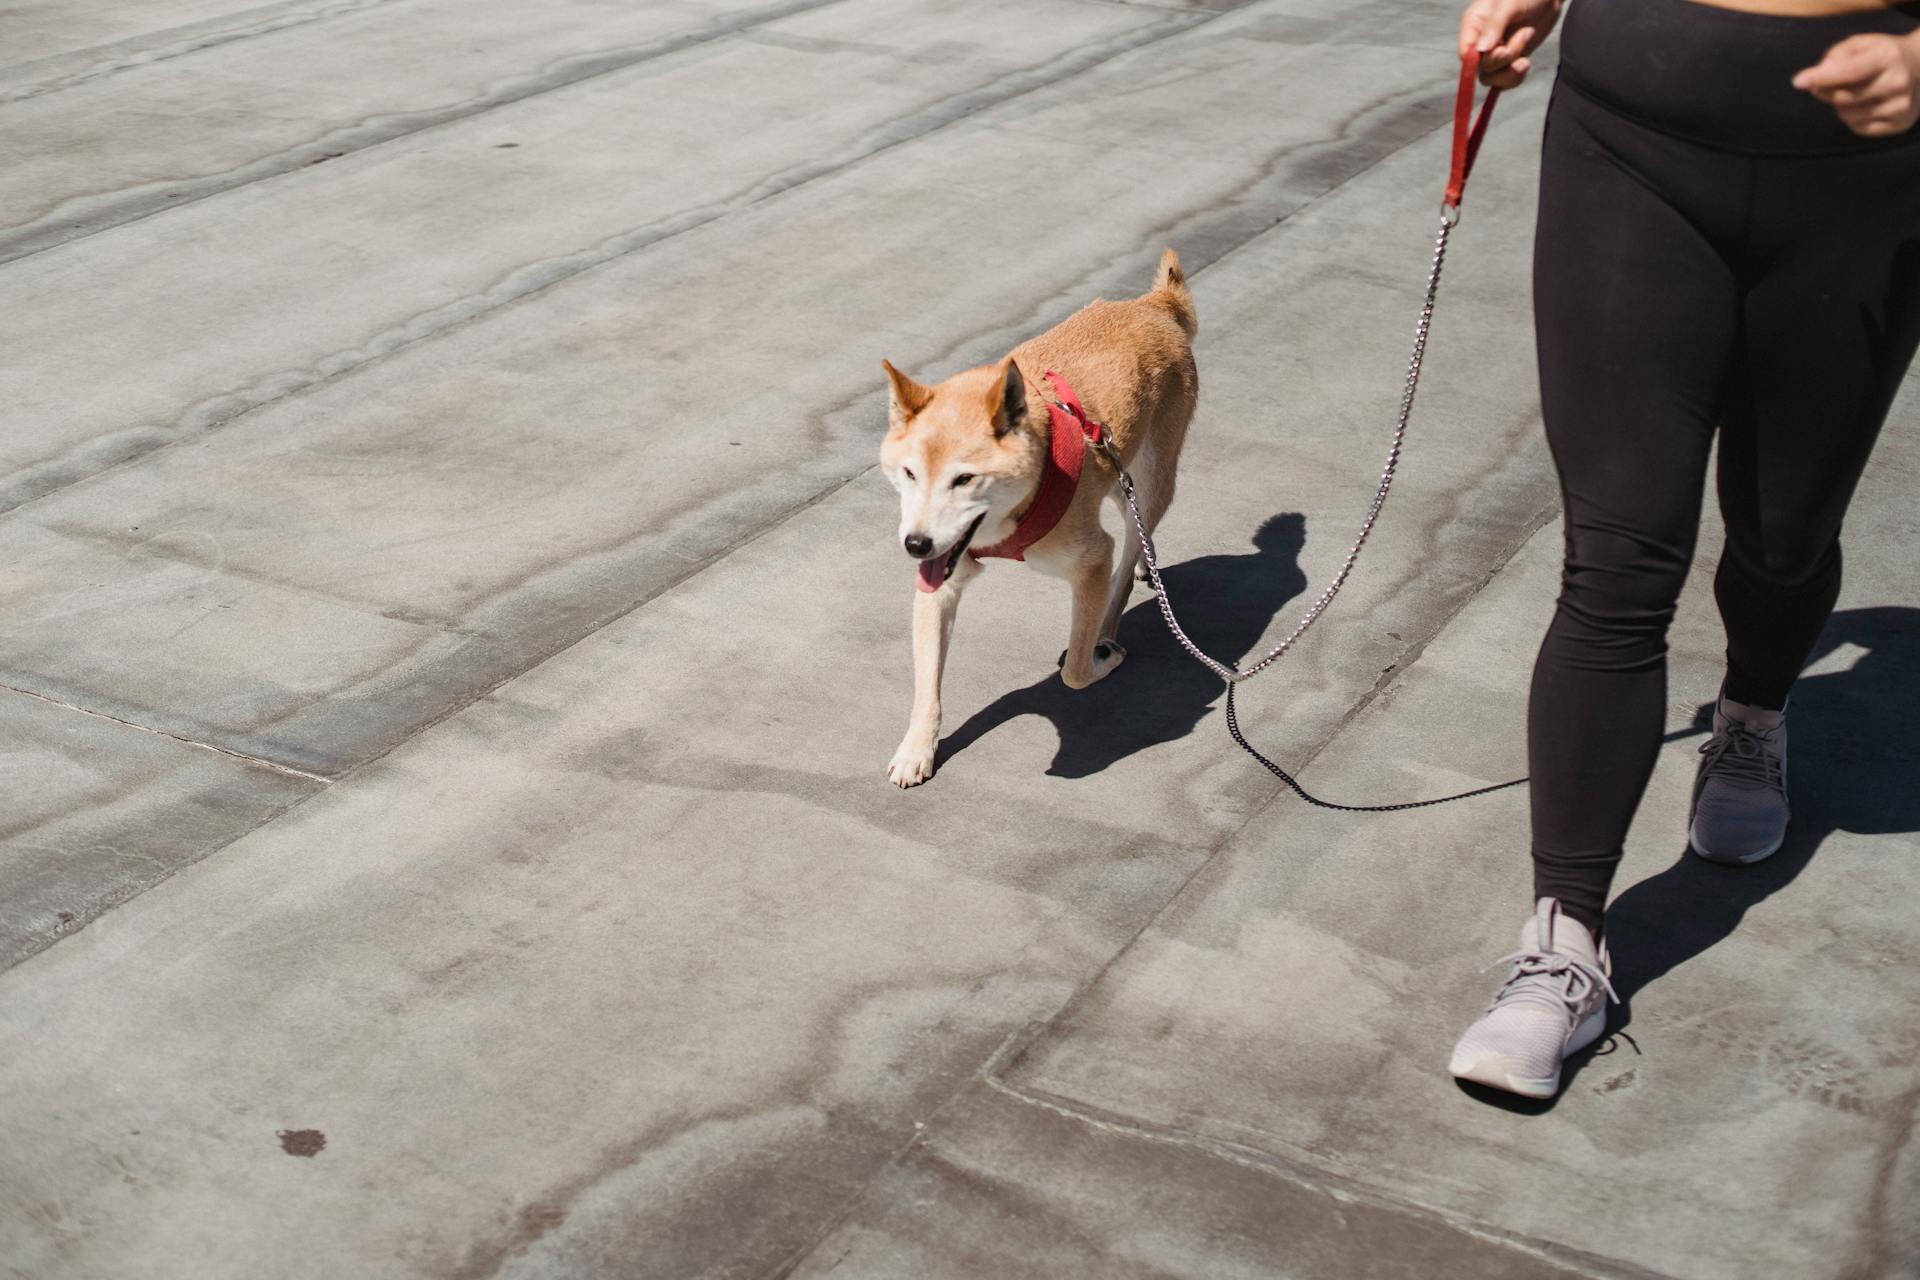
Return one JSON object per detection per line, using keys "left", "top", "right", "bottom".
{"left": 879, "top": 248, "right": 1198, "bottom": 787}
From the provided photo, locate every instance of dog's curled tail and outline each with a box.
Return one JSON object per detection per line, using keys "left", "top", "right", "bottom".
{"left": 1150, "top": 246, "right": 1197, "bottom": 337}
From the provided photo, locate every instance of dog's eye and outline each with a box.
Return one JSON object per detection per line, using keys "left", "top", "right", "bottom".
{"left": 951, "top": 473, "right": 974, "bottom": 488}
{"left": 902, "top": 467, "right": 915, "bottom": 481}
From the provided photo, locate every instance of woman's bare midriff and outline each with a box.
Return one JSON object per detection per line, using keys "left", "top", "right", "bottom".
{"left": 1687, "top": 0, "right": 1909, "bottom": 15}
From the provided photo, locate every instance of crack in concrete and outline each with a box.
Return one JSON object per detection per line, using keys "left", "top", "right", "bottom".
{"left": 0, "top": 682, "right": 332, "bottom": 784}
{"left": 22, "top": 517, "right": 495, "bottom": 634}
{"left": 760, "top": 1025, "right": 1045, "bottom": 1280}
{"left": 1858, "top": 1083, "right": 1920, "bottom": 1277}
{"left": 756, "top": 1127, "right": 935, "bottom": 1280}
{"left": 971, "top": 1035, "right": 1684, "bottom": 1280}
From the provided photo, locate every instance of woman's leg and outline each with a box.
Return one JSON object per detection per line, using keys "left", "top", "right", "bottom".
{"left": 1452, "top": 89, "right": 1748, "bottom": 1100}
{"left": 1454, "top": 0, "right": 1920, "bottom": 1103}
{"left": 1525, "top": 90, "right": 1747, "bottom": 938}
{"left": 1714, "top": 160, "right": 1920, "bottom": 709}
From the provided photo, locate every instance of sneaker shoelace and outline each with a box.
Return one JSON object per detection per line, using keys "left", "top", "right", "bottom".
{"left": 1697, "top": 722, "right": 1785, "bottom": 793}
{"left": 1480, "top": 949, "right": 1619, "bottom": 1021}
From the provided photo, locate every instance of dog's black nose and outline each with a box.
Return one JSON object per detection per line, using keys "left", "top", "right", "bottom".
{"left": 903, "top": 533, "right": 933, "bottom": 558}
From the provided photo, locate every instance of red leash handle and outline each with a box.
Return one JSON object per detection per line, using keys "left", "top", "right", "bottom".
{"left": 1444, "top": 49, "right": 1500, "bottom": 209}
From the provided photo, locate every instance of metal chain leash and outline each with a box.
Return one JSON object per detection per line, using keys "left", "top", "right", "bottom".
{"left": 1113, "top": 209, "right": 1455, "bottom": 685}
{"left": 1094, "top": 207, "right": 1527, "bottom": 812}
{"left": 1223, "top": 681, "right": 1525, "bottom": 812}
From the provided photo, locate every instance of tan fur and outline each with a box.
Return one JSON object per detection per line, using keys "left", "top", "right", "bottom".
{"left": 878, "top": 248, "right": 1198, "bottom": 787}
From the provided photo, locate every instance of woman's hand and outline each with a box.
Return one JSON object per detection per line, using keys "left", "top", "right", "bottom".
{"left": 1458, "top": 0, "right": 1563, "bottom": 89}
{"left": 1794, "top": 32, "right": 1920, "bottom": 137}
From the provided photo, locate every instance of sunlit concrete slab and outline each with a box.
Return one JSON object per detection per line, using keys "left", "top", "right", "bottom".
{"left": 2, "top": 0, "right": 1912, "bottom": 1275}
{"left": 997, "top": 412, "right": 1920, "bottom": 1280}
{"left": 0, "top": 685, "right": 318, "bottom": 969}
{"left": 0, "top": 0, "right": 1490, "bottom": 781}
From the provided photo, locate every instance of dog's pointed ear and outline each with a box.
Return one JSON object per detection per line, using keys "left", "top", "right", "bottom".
{"left": 882, "top": 359, "right": 931, "bottom": 433}
{"left": 993, "top": 358, "right": 1028, "bottom": 438}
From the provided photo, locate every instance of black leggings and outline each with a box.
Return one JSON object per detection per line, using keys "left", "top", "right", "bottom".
{"left": 1528, "top": 0, "right": 1920, "bottom": 934}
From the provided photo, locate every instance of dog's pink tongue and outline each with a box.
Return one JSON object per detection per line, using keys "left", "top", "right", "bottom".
{"left": 915, "top": 556, "right": 945, "bottom": 593}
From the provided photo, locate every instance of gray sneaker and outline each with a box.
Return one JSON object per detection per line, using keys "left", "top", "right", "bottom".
{"left": 1690, "top": 694, "right": 1788, "bottom": 865}
{"left": 1449, "top": 898, "right": 1617, "bottom": 1099}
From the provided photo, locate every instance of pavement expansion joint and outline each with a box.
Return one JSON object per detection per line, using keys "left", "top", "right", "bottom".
{"left": 0, "top": 0, "right": 856, "bottom": 265}
{"left": 975, "top": 1034, "right": 1678, "bottom": 1280}
{"left": 0, "top": 681, "right": 333, "bottom": 784}
{"left": 0, "top": 0, "right": 404, "bottom": 105}
{"left": 0, "top": 8, "right": 1214, "bottom": 527}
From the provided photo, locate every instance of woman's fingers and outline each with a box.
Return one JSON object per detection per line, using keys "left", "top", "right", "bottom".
{"left": 1459, "top": 0, "right": 1548, "bottom": 86}
{"left": 1479, "top": 55, "right": 1532, "bottom": 89}
{"left": 1488, "top": 26, "right": 1535, "bottom": 67}
{"left": 1793, "top": 33, "right": 1919, "bottom": 136}
{"left": 1458, "top": 2, "right": 1495, "bottom": 58}
{"left": 1839, "top": 93, "right": 1913, "bottom": 135}
{"left": 1801, "top": 60, "right": 1896, "bottom": 105}
{"left": 1793, "top": 35, "right": 1891, "bottom": 96}
{"left": 1481, "top": 54, "right": 1532, "bottom": 87}
{"left": 1463, "top": 0, "right": 1524, "bottom": 55}
{"left": 1477, "top": 15, "right": 1535, "bottom": 84}
{"left": 1848, "top": 66, "right": 1901, "bottom": 106}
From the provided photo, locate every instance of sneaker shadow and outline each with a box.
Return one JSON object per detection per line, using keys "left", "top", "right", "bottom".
{"left": 1570, "top": 605, "right": 1920, "bottom": 1090}
{"left": 934, "top": 513, "right": 1309, "bottom": 780}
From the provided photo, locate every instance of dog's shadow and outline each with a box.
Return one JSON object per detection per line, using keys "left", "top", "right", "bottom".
{"left": 936, "top": 513, "right": 1309, "bottom": 779}
{"left": 1490, "top": 605, "right": 1920, "bottom": 1108}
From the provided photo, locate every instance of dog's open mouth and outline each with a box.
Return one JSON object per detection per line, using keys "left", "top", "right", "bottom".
{"left": 914, "top": 514, "right": 986, "bottom": 593}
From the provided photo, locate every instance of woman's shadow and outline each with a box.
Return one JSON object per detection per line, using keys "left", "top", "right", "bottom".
{"left": 1460, "top": 606, "right": 1920, "bottom": 1111}
{"left": 935, "top": 513, "right": 1310, "bottom": 779}
{"left": 1555, "top": 606, "right": 1920, "bottom": 1093}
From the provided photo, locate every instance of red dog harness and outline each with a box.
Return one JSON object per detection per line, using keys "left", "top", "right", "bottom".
{"left": 969, "top": 370, "right": 1107, "bottom": 563}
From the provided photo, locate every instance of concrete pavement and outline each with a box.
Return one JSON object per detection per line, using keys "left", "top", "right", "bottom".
{"left": 1, "top": 1, "right": 1914, "bottom": 1277}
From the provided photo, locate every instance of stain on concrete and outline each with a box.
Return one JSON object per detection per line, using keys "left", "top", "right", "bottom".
{"left": 1597, "top": 1069, "right": 1636, "bottom": 1095}
{"left": 277, "top": 1129, "right": 326, "bottom": 1157}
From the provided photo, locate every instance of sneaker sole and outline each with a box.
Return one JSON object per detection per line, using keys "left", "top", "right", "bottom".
{"left": 1688, "top": 816, "right": 1785, "bottom": 866}
{"left": 1449, "top": 1007, "right": 1608, "bottom": 1100}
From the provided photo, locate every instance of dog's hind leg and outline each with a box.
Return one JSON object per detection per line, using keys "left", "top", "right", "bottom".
{"left": 887, "top": 558, "right": 977, "bottom": 787}
{"left": 1130, "top": 374, "right": 1192, "bottom": 583}
{"left": 1101, "top": 520, "right": 1144, "bottom": 643}
{"left": 1062, "top": 531, "right": 1126, "bottom": 690}
{"left": 1100, "top": 444, "right": 1175, "bottom": 640}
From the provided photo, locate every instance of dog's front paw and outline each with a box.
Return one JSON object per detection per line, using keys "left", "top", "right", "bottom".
{"left": 887, "top": 740, "right": 937, "bottom": 788}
